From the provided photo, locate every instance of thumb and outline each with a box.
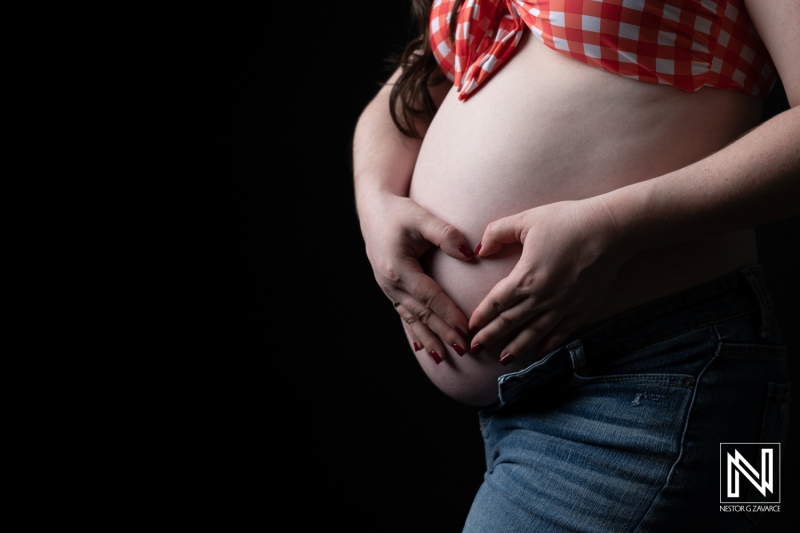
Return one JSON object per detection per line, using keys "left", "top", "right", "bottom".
{"left": 416, "top": 212, "right": 475, "bottom": 261}
{"left": 475, "top": 214, "right": 524, "bottom": 257}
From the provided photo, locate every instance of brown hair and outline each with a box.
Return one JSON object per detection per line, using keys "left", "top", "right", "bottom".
{"left": 388, "top": 0, "right": 463, "bottom": 139}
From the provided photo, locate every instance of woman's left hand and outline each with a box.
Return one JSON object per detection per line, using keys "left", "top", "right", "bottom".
{"left": 468, "top": 198, "right": 635, "bottom": 364}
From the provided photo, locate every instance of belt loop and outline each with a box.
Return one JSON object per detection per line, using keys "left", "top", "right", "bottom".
{"left": 740, "top": 267, "right": 771, "bottom": 338}
{"left": 567, "top": 340, "right": 586, "bottom": 369}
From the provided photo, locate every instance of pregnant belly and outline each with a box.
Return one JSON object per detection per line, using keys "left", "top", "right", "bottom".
{"left": 405, "top": 35, "right": 761, "bottom": 407}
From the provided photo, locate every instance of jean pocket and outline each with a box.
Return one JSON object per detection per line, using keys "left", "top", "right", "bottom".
{"left": 760, "top": 381, "right": 791, "bottom": 444}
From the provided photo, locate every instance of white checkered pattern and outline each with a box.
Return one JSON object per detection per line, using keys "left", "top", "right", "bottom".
{"left": 430, "top": 0, "right": 777, "bottom": 101}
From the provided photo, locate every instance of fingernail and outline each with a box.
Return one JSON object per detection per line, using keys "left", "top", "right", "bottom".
{"left": 471, "top": 343, "right": 484, "bottom": 355}
{"left": 430, "top": 350, "right": 443, "bottom": 365}
{"left": 473, "top": 242, "right": 482, "bottom": 255}
{"left": 458, "top": 244, "right": 474, "bottom": 259}
{"left": 456, "top": 327, "right": 468, "bottom": 338}
{"left": 452, "top": 343, "right": 466, "bottom": 356}
{"left": 538, "top": 348, "right": 549, "bottom": 358}
{"left": 413, "top": 341, "right": 421, "bottom": 351}
{"left": 500, "top": 352, "right": 514, "bottom": 365}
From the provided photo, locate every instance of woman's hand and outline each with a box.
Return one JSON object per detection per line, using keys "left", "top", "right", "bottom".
{"left": 360, "top": 192, "right": 474, "bottom": 364}
{"left": 467, "top": 198, "right": 634, "bottom": 365}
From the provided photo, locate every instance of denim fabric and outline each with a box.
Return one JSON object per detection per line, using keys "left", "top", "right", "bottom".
{"left": 463, "top": 265, "right": 791, "bottom": 532}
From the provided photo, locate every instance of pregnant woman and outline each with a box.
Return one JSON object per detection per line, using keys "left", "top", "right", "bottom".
{"left": 352, "top": 0, "right": 798, "bottom": 530}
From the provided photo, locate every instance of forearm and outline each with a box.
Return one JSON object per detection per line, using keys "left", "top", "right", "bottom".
{"left": 350, "top": 68, "right": 471, "bottom": 355}
{"left": 353, "top": 97, "right": 418, "bottom": 202}
{"left": 352, "top": 67, "right": 453, "bottom": 217}
{"left": 598, "top": 106, "right": 800, "bottom": 255}
{"left": 352, "top": 69, "right": 425, "bottom": 223}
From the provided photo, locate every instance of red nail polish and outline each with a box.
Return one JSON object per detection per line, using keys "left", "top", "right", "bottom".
{"left": 471, "top": 343, "right": 484, "bottom": 355}
{"left": 458, "top": 244, "right": 474, "bottom": 259}
{"left": 473, "top": 242, "right": 482, "bottom": 255}
{"left": 452, "top": 343, "right": 465, "bottom": 356}
{"left": 456, "top": 327, "right": 467, "bottom": 338}
{"left": 413, "top": 341, "right": 421, "bottom": 351}
{"left": 430, "top": 350, "right": 443, "bottom": 365}
{"left": 500, "top": 352, "right": 514, "bottom": 365}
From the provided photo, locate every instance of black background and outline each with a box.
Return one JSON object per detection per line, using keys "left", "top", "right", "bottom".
{"left": 113, "top": 2, "right": 797, "bottom": 530}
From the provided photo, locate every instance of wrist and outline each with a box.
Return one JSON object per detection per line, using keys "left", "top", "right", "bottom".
{"left": 356, "top": 181, "right": 399, "bottom": 213}
{"left": 584, "top": 193, "right": 643, "bottom": 262}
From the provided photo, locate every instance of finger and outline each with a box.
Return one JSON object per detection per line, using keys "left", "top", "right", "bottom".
{"left": 416, "top": 212, "right": 476, "bottom": 261}
{"left": 396, "top": 306, "right": 465, "bottom": 365}
{"left": 390, "top": 260, "right": 470, "bottom": 346}
{"left": 474, "top": 215, "right": 524, "bottom": 258}
{"left": 398, "top": 290, "right": 469, "bottom": 364}
{"left": 467, "top": 271, "right": 532, "bottom": 335}
{"left": 493, "top": 310, "right": 563, "bottom": 365}
{"left": 395, "top": 301, "right": 423, "bottom": 353}
{"left": 468, "top": 292, "right": 537, "bottom": 354}
{"left": 395, "top": 304, "right": 450, "bottom": 364}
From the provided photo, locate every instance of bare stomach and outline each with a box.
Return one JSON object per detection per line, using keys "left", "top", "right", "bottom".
{"left": 405, "top": 33, "right": 762, "bottom": 406}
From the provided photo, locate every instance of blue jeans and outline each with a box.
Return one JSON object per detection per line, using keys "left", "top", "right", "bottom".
{"left": 463, "top": 265, "right": 791, "bottom": 532}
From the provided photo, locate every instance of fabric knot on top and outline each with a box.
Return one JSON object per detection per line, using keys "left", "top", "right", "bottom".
{"left": 431, "top": 0, "right": 525, "bottom": 100}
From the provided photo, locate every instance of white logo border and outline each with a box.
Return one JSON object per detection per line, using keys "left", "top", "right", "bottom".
{"left": 719, "top": 442, "right": 781, "bottom": 504}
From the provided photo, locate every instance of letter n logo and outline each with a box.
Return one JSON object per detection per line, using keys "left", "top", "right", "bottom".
{"left": 720, "top": 443, "right": 780, "bottom": 503}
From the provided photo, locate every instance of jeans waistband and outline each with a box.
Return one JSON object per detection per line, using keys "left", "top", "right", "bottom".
{"left": 492, "top": 264, "right": 774, "bottom": 410}
{"left": 577, "top": 263, "right": 773, "bottom": 354}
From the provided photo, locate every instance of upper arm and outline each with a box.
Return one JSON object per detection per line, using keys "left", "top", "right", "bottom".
{"left": 745, "top": 0, "right": 800, "bottom": 107}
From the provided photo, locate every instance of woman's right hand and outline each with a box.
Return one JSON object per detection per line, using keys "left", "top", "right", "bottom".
{"left": 360, "top": 192, "right": 474, "bottom": 364}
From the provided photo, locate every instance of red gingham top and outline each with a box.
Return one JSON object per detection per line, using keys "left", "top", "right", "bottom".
{"left": 430, "top": 0, "right": 778, "bottom": 101}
